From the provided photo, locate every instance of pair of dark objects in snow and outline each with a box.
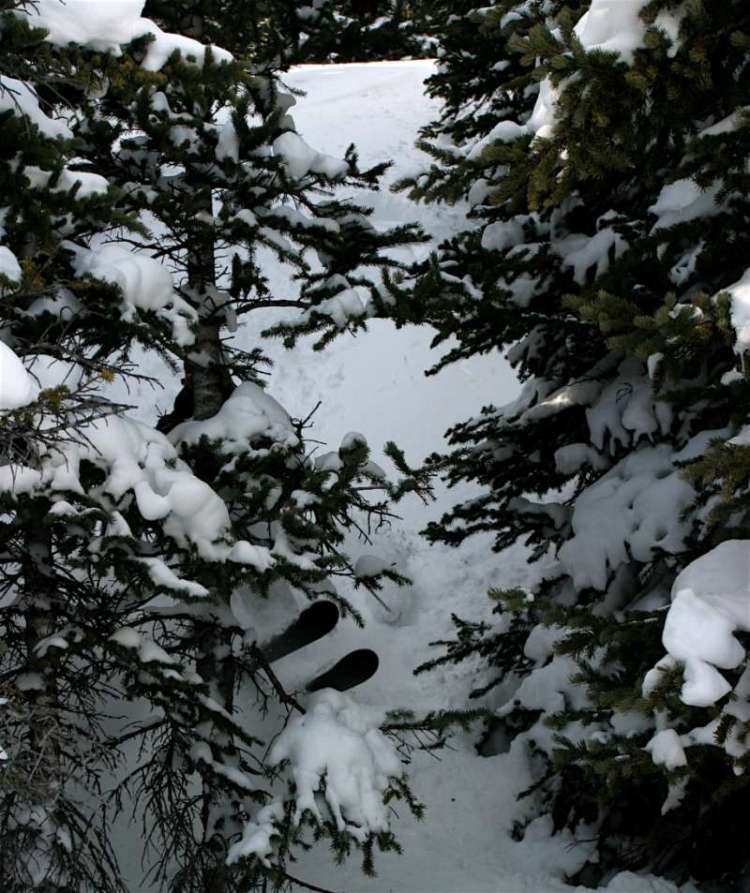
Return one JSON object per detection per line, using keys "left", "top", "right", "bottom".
{"left": 260, "top": 600, "right": 379, "bottom": 693}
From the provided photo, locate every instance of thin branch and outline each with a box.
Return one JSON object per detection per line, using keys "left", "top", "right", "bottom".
{"left": 282, "top": 870, "right": 342, "bottom": 893}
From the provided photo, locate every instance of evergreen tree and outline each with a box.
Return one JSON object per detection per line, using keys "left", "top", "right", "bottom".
{"left": 378, "top": 0, "right": 750, "bottom": 886}
{"left": 0, "top": 2, "right": 145, "bottom": 887}
{"left": 1, "top": 1, "right": 425, "bottom": 890}
{"left": 292, "top": 0, "right": 441, "bottom": 63}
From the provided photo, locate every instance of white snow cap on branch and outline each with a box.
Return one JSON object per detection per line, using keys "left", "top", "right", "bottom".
{"left": 648, "top": 539, "right": 750, "bottom": 708}
{"left": 723, "top": 267, "right": 750, "bottom": 356}
{"left": 273, "top": 130, "right": 349, "bottom": 181}
{"left": 0, "top": 245, "right": 22, "bottom": 289}
{"left": 69, "top": 242, "right": 197, "bottom": 345}
{"left": 269, "top": 689, "right": 402, "bottom": 842}
{"left": 574, "top": 0, "right": 649, "bottom": 63}
{"left": 0, "top": 341, "right": 39, "bottom": 411}
{"left": 169, "top": 382, "right": 298, "bottom": 454}
{"left": 17, "top": 0, "right": 232, "bottom": 70}
{"left": 0, "top": 75, "right": 72, "bottom": 139}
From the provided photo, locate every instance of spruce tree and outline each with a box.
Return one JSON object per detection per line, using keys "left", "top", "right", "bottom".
{"left": 378, "top": 0, "right": 750, "bottom": 887}
{"left": 2, "top": 1, "right": 425, "bottom": 890}
{"left": 0, "top": 2, "right": 147, "bottom": 887}
{"left": 291, "top": 0, "right": 440, "bottom": 63}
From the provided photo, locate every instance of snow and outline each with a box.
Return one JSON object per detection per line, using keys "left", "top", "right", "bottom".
{"left": 2, "top": 408, "right": 257, "bottom": 562}
{"left": 237, "top": 60, "right": 591, "bottom": 893}
{"left": 138, "top": 557, "right": 210, "bottom": 598}
{"left": 221, "top": 61, "right": 702, "bottom": 892}
{"left": 169, "top": 381, "right": 297, "bottom": 454}
{"left": 573, "top": 0, "right": 649, "bottom": 63}
{"left": 559, "top": 433, "right": 715, "bottom": 592}
{"left": 723, "top": 267, "right": 750, "bottom": 355}
{"left": 268, "top": 689, "right": 402, "bottom": 840}
{"left": 70, "top": 242, "right": 197, "bottom": 344}
{"left": 111, "top": 627, "right": 176, "bottom": 667}
{"left": 657, "top": 540, "right": 750, "bottom": 707}
{"left": 273, "top": 130, "right": 348, "bottom": 180}
{"left": 18, "top": 0, "right": 232, "bottom": 70}
{"left": 0, "top": 341, "right": 39, "bottom": 410}
{"left": 0, "top": 75, "right": 72, "bottom": 139}
{"left": 649, "top": 178, "right": 721, "bottom": 232}
{"left": 226, "top": 802, "right": 283, "bottom": 868}
{"left": 645, "top": 729, "right": 687, "bottom": 771}
{"left": 481, "top": 217, "right": 526, "bottom": 253}
{"left": 554, "top": 226, "right": 627, "bottom": 285}
{"left": 354, "top": 554, "right": 390, "bottom": 579}
{"left": 6, "top": 44, "right": 702, "bottom": 890}
{"left": 0, "top": 246, "right": 22, "bottom": 287}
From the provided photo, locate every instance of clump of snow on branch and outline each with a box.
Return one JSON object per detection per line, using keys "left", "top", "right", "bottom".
{"left": 269, "top": 689, "right": 402, "bottom": 841}
{"left": 723, "top": 268, "right": 750, "bottom": 356}
{"left": 0, "top": 408, "right": 272, "bottom": 570}
{"left": 17, "top": 0, "right": 232, "bottom": 70}
{"left": 643, "top": 540, "right": 750, "bottom": 798}
{"left": 646, "top": 540, "right": 750, "bottom": 709}
{"left": 70, "top": 243, "right": 197, "bottom": 345}
{"left": 0, "top": 342, "right": 39, "bottom": 411}
{"left": 170, "top": 382, "right": 298, "bottom": 454}
{"left": 226, "top": 803, "right": 284, "bottom": 868}
{"left": 273, "top": 131, "right": 348, "bottom": 181}
{"left": 0, "top": 75, "right": 71, "bottom": 139}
